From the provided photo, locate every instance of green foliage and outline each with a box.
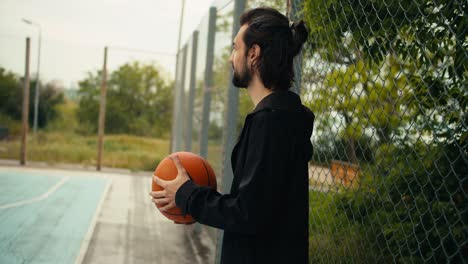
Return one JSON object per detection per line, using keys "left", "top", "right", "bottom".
{"left": 208, "top": 122, "right": 223, "bottom": 143}
{"left": 45, "top": 99, "right": 79, "bottom": 133}
{"left": 247, "top": 0, "right": 286, "bottom": 12}
{"left": 309, "top": 191, "right": 382, "bottom": 263}
{"left": 0, "top": 113, "right": 22, "bottom": 136}
{"left": 336, "top": 142, "right": 467, "bottom": 262}
{"left": 303, "top": 0, "right": 467, "bottom": 144}
{"left": 76, "top": 71, "right": 101, "bottom": 134}
{"left": 0, "top": 67, "right": 64, "bottom": 131}
{"left": 77, "top": 62, "right": 173, "bottom": 137}
{"left": 312, "top": 135, "right": 375, "bottom": 166}
{"left": 0, "top": 68, "right": 21, "bottom": 120}
{"left": 302, "top": 0, "right": 467, "bottom": 261}
{"left": 211, "top": 47, "right": 231, "bottom": 140}
{"left": 304, "top": 55, "right": 416, "bottom": 164}
{"left": 303, "top": 0, "right": 466, "bottom": 70}
{"left": 34, "top": 82, "right": 65, "bottom": 129}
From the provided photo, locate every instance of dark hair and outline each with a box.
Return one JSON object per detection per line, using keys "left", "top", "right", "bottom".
{"left": 240, "top": 7, "right": 308, "bottom": 91}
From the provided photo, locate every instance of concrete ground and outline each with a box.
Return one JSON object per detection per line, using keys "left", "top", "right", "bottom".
{"left": 0, "top": 160, "right": 216, "bottom": 264}
{"left": 81, "top": 171, "right": 216, "bottom": 264}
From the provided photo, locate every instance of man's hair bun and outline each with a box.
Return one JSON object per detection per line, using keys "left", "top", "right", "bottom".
{"left": 291, "top": 20, "right": 309, "bottom": 57}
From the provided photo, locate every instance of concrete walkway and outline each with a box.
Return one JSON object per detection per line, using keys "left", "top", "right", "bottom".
{"left": 81, "top": 172, "right": 215, "bottom": 264}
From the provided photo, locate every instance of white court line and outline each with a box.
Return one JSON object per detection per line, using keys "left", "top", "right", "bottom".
{"left": 0, "top": 177, "right": 70, "bottom": 210}
{"left": 74, "top": 177, "right": 112, "bottom": 264}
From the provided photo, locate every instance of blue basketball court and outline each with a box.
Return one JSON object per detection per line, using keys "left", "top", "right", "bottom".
{"left": 0, "top": 165, "right": 215, "bottom": 264}
{"left": 0, "top": 167, "right": 109, "bottom": 264}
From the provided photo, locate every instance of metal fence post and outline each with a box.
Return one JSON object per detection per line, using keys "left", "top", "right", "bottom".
{"left": 172, "top": 44, "right": 188, "bottom": 152}
{"left": 199, "top": 7, "right": 217, "bottom": 159}
{"left": 170, "top": 51, "right": 180, "bottom": 154}
{"left": 170, "top": 0, "right": 186, "bottom": 154}
{"left": 20, "top": 37, "right": 31, "bottom": 166}
{"left": 96, "top": 46, "right": 108, "bottom": 171}
{"left": 216, "top": 0, "right": 246, "bottom": 263}
{"left": 185, "top": 31, "right": 199, "bottom": 151}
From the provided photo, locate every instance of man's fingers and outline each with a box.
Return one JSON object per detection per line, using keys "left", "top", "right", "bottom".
{"left": 152, "top": 197, "right": 169, "bottom": 205}
{"left": 153, "top": 174, "right": 169, "bottom": 187}
{"left": 170, "top": 155, "right": 186, "bottom": 174}
{"left": 159, "top": 202, "right": 176, "bottom": 212}
{"left": 149, "top": 190, "right": 166, "bottom": 198}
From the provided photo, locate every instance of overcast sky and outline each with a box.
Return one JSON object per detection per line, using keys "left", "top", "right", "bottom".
{"left": 0, "top": 0, "right": 216, "bottom": 88}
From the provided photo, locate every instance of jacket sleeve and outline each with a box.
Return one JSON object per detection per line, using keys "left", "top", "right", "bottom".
{"left": 175, "top": 112, "right": 286, "bottom": 234}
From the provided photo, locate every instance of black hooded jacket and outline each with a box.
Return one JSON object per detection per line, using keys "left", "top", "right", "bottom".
{"left": 175, "top": 90, "right": 315, "bottom": 264}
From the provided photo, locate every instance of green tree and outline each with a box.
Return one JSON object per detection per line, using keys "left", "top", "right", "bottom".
{"left": 77, "top": 62, "right": 173, "bottom": 137}
{"left": 0, "top": 67, "right": 21, "bottom": 120}
{"left": 75, "top": 71, "right": 101, "bottom": 134}
{"left": 303, "top": 0, "right": 466, "bottom": 144}
{"left": 0, "top": 67, "right": 64, "bottom": 130}
{"left": 307, "top": 56, "right": 418, "bottom": 163}
{"left": 34, "top": 81, "right": 65, "bottom": 128}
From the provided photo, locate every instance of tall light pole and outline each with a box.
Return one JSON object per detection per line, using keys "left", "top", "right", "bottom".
{"left": 20, "top": 37, "right": 31, "bottom": 165}
{"left": 22, "top": 18, "right": 42, "bottom": 134}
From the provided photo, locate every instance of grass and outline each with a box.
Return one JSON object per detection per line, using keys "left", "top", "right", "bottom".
{"left": 0, "top": 131, "right": 169, "bottom": 171}
{"left": 0, "top": 129, "right": 225, "bottom": 174}
{"left": 309, "top": 191, "right": 381, "bottom": 263}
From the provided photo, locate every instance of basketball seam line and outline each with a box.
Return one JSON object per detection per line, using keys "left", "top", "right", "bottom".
{"left": 200, "top": 159, "right": 211, "bottom": 187}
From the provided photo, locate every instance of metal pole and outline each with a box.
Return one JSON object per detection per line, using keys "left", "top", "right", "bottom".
{"left": 176, "top": 0, "right": 185, "bottom": 56}
{"left": 216, "top": 1, "right": 246, "bottom": 263}
{"left": 185, "top": 31, "right": 199, "bottom": 151}
{"left": 20, "top": 37, "right": 31, "bottom": 165}
{"left": 33, "top": 26, "right": 41, "bottom": 134}
{"left": 97, "top": 46, "right": 108, "bottom": 171}
{"left": 170, "top": 52, "right": 181, "bottom": 153}
{"left": 170, "top": 0, "right": 186, "bottom": 154}
{"left": 21, "top": 19, "right": 41, "bottom": 134}
{"left": 173, "top": 44, "right": 188, "bottom": 152}
{"left": 199, "top": 7, "right": 217, "bottom": 159}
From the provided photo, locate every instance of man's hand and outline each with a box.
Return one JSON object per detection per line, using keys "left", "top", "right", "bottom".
{"left": 149, "top": 155, "right": 190, "bottom": 212}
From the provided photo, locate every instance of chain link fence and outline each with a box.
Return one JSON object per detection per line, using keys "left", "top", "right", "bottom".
{"left": 300, "top": 0, "right": 467, "bottom": 262}
{"left": 171, "top": 0, "right": 467, "bottom": 262}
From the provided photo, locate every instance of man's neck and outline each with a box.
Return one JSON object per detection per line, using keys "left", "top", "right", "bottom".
{"left": 247, "top": 75, "right": 273, "bottom": 107}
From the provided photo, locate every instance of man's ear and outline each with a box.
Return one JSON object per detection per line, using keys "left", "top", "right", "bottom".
{"left": 248, "top": 44, "right": 261, "bottom": 68}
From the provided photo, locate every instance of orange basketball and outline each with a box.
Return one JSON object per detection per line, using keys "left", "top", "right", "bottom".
{"left": 152, "top": 151, "right": 217, "bottom": 224}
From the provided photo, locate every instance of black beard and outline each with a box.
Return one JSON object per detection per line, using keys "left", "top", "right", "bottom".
{"left": 232, "top": 61, "right": 251, "bottom": 88}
